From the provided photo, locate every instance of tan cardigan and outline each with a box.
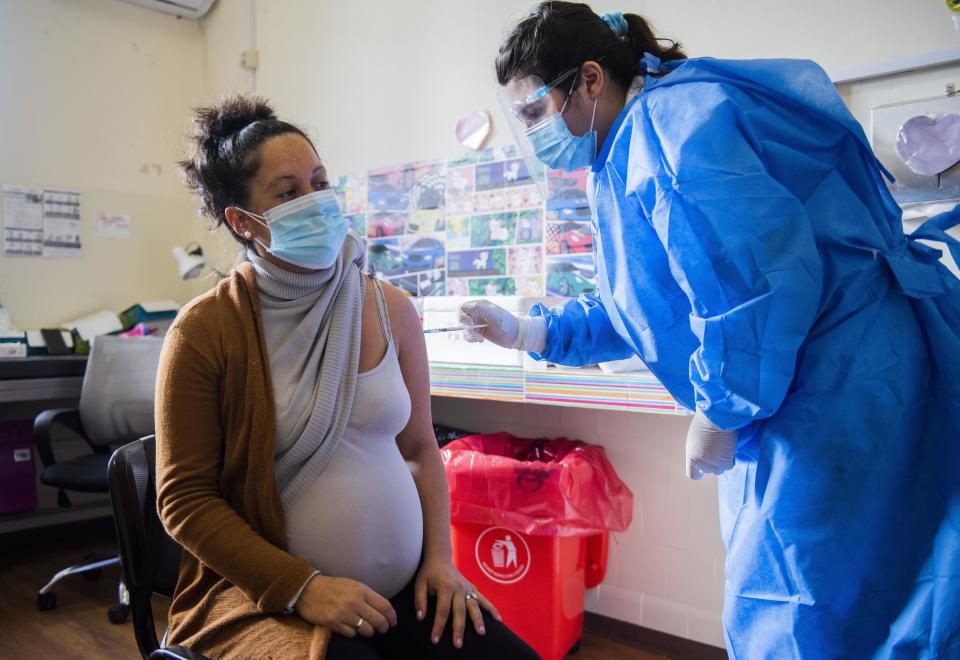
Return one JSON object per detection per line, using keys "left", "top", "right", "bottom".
{"left": 155, "top": 262, "right": 330, "bottom": 659}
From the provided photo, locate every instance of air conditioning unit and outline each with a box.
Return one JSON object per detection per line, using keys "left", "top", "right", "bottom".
{"left": 117, "top": 0, "right": 215, "bottom": 19}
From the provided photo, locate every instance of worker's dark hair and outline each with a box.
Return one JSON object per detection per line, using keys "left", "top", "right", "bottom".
{"left": 179, "top": 94, "right": 315, "bottom": 245}
{"left": 495, "top": 1, "right": 685, "bottom": 90}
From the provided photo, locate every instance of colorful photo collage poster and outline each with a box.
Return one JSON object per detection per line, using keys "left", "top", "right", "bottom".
{"left": 445, "top": 145, "right": 544, "bottom": 297}
{"left": 544, "top": 168, "right": 595, "bottom": 298}
{"left": 331, "top": 145, "right": 596, "bottom": 298}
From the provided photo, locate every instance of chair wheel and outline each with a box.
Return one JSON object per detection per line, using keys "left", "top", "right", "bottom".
{"left": 568, "top": 639, "right": 582, "bottom": 655}
{"left": 107, "top": 603, "right": 130, "bottom": 624}
{"left": 81, "top": 568, "right": 102, "bottom": 582}
{"left": 37, "top": 591, "right": 57, "bottom": 611}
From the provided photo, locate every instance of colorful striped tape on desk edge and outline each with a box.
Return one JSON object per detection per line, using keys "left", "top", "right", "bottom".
{"left": 428, "top": 362, "right": 688, "bottom": 415}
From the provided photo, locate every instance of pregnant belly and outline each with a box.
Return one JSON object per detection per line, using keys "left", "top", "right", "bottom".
{"left": 284, "top": 439, "right": 424, "bottom": 598}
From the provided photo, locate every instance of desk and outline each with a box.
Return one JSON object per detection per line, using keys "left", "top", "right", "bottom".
{"left": 429, "top": 362, "right": 688, "bottom": 415}
{"left": 0, "top": 356, "right": 108, "bottom": 535}
{"left": 3, "top": 358, "right": 684, "bottom": 534}
{"left": 0, "top": 356, "right": 86, "bottom": 403}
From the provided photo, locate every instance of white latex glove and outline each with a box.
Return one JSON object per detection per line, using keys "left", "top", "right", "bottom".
{"left": 685, "top": 411, "right": 737, "bottom": 480}
{"left": 458, "top": 300, "right": 547, "bottom": 353}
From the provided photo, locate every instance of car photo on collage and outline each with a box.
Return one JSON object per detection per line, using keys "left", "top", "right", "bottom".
{"left": 368, "top": 183, "right": 410, "bottom": 212}
{"left": 546, "top": 187, "right": 590, "bottom": 220}
{"left": 546, "top": 258, "right": 596, "bottom": 297}
{"left": 367, "top": 240, "right": 404, "bottom": 276}
{"left": 552, "top": 221, "right": 593, "bottom": 254}
{"left": 367, "top": 212, "right": 406, "bottom": 238}
{"left": 402, "top": 237, "right": 445, "bottom": 272}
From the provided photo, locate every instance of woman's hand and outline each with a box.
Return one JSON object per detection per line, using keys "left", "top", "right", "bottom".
{"left": 414, "top": 557, "right": 502, "bottom": 648}
{"left": 295, "top": 575, "right": 397, "bottom": 638}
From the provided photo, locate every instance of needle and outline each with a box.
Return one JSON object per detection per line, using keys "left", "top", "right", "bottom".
{"left": 422, "top": 324, "right": 488, "bottom": 335}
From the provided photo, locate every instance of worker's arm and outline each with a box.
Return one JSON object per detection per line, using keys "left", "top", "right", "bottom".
{"left": 459, "top": 293, "right": 636, "bottom": 367}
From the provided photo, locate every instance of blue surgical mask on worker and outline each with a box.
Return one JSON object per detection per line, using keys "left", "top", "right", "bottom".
{"left": 239, "top": 189, "right": 347, "bottom": 270}
{"left": 525, "top": 91, "right": 598, "bottom": 172}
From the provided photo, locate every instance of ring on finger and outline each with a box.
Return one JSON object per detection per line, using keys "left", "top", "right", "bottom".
{"left": 465, "top": 591, "right": 479, "bottom": 602}
{"left": 354, "top": 616, "right": 365, "bottom": 630}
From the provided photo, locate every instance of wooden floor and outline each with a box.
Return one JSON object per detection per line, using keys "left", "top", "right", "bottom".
{"left": 0, "top": 521, "right": 668, "bottom": 659}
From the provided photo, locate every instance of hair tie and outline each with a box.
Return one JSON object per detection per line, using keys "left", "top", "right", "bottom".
{"left": 640, "top": 52, "right": 662, "bottom": 74}
{"left": 601, "top": 11, "right": 628, "bottom": 37}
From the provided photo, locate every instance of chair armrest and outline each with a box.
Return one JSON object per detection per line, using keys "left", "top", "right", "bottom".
{"left": 33, "top": 408, "right": 85, "bottom": 469}
{"left": 149, "top": 646, "right": 211, "bottom": 660}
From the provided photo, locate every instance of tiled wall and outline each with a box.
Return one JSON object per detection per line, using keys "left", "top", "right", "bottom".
{"left": 432, "top": 396, "right": 727, "bottom": 648}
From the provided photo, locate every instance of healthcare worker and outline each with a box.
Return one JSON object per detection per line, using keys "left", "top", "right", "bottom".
{"left": 459, "top": 2, "right": 960, "bottom": 657}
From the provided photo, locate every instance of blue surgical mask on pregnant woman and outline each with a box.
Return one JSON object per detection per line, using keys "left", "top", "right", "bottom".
{"left": 239, "top": 189, "right": 348, "bottom": 270}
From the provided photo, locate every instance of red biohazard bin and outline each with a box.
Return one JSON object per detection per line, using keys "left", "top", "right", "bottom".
{"left": 442, "top": 433, "right": 633, "bottom": 660}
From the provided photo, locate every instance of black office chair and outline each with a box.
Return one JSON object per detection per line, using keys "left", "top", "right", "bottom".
{"left": 108, "top": 434, "right": 208, "bottom": 660}
{"left": 33, "top": 335, "right": 164, "bottom": 622}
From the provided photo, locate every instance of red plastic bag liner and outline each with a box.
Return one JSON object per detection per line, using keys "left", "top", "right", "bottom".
{"left": 441, "top": 432, "right": 633, "bottom": 537}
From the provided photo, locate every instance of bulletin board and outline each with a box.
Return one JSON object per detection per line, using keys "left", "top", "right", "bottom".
{"left": 332, "top": 145, "right": 597, "bottom": 299}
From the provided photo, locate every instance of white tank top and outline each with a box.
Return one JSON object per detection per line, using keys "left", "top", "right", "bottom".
{"left": 284, "top": 279, "right": 422, "bottom": 598}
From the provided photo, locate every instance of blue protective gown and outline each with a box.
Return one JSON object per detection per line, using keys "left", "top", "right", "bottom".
{"left": 531, "top": 54, "right": 960, "bottom": 658}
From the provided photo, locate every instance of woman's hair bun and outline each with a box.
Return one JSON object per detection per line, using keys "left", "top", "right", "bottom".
{"left": 179, "top": 93, "right": 313, "bottom": 245}
{"left": 190, "top": 95, "right": 277, "bottom": 143}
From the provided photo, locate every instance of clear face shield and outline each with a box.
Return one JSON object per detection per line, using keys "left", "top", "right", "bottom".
{"left": 498, "top": 66, "right": 581, "bottom": 201}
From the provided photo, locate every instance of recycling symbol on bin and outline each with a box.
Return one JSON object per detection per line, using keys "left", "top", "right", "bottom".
{"left": 475, "top": 527, "right": 531, "bottom": 584}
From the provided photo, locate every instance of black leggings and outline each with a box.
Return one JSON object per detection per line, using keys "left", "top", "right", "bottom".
{"left": 325, "top": 577, "right": 540, "bottom": 660}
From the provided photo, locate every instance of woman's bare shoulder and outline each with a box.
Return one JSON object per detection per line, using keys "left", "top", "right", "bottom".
{"left": 371, "top": 277, "right": 421, "bottom": 343}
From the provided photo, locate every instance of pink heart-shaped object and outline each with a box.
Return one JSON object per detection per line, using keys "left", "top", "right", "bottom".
{"left": 896, "top": 113, "right": 960, "bottom": 176}
{"left": 455, "top": 111, "right": 491, "bottom": 151}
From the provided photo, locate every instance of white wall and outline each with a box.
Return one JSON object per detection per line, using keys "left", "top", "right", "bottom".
{"left": 0, "top": 0, "right": 207, "bottom": 329}
{"left": 198, "top": 0, "right": 959, "bottom": 649}
{"left": 201, "top": 0, "right": 255, "bottom": 97}
{"left": 203, "top": 0, "right": 960, "bottom": 177}
{"left": 227, "top": 0, "right": 551, "bottom": 173}
{"left": 622, "top": 0, "right": 959, "bottom": 81}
